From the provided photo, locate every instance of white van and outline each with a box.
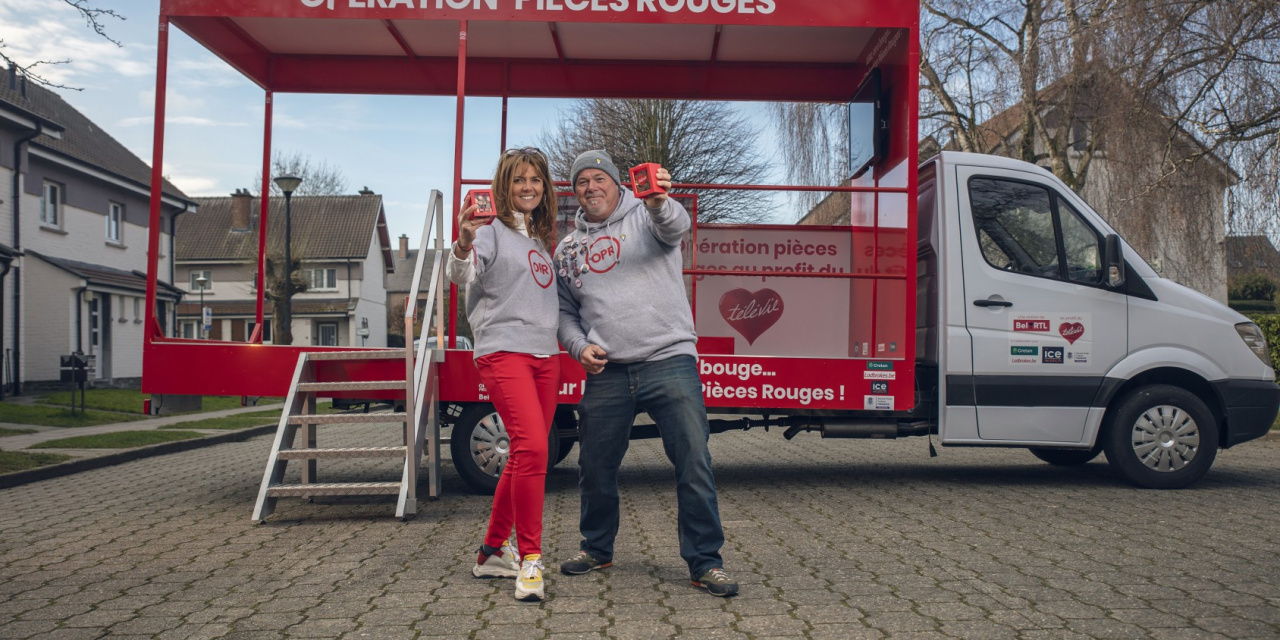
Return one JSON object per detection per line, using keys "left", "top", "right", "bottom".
{"left": 917, "top": 151, "right": 1279, "bottom": 488}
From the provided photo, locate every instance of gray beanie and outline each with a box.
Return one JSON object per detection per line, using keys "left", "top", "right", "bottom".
{"left": 570, "top": 149, "right": 621, "bottom": 187}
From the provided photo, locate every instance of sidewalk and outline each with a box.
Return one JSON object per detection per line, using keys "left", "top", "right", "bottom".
{"left": 0, "top": 401, "right": 295, "bottom": 488}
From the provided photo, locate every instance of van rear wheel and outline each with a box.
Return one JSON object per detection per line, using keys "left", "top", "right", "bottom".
{"left": 1029, "top": 447, "right": 1101, "bottom": 466}
{"left": 1102, "top": 385, "right": 1218, "bottom": 489}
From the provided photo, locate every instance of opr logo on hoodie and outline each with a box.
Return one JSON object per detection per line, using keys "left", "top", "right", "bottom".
{"left": 587, "top": 237, "right": 621, "bottom": 273}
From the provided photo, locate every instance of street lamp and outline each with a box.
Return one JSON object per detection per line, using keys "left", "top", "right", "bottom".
{"left": 273, "top": 175, "right": 302, "bottom": 345}
{"left": 195, "top": 274, "right": 208, "bottom": 339}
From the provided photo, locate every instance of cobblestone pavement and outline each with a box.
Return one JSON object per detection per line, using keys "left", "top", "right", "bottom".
{"left": 2, "top": 422, "right": 1279, "bottom": 639}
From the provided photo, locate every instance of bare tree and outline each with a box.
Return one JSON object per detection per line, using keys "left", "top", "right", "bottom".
{"left": 246, "top": 151, "right": 346, "bottom": 344}
{"left": 262, "top": 244, "right": 309, "bottom": 346}
{"left": 252, "top": 151, "right": 349, "bottom": 197}
{"left": 771, "top": 0, "right": 1278, "bottom": 295}
{"left": 767, "top": 103, "right": 849, "bottom": 215}
{"left": 0, "top": 1, "right": 124, "bottom": 90}
{"left": 539, "top": 99, "right": 771, "bottom": 224}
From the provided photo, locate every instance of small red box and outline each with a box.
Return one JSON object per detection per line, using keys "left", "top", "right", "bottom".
{"left": 467, "top": 189, "right": 495, "bottom": 220}
{"left": 629, "top": 163, "right": 665, "bottom": 199}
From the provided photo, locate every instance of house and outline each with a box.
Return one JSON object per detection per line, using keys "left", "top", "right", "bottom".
{"left": 1225, "top": 235, "right": 1280, "bottom": 289}
{"left": 175, "top": 189, "right": 395, "bottom": 347}
{"left": 0, "top": 66, "right": 196, "bottom": 392}
{"left": 383, "top": 234, "right": 441, "bottom": 347}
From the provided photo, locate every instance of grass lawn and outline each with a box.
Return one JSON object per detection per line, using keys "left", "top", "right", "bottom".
{"left": 0, "top": 450, "right": 72, "bottom": 473}
{"left": 38, "top": 389, "right": 281, "bottom": 414}
{"left": 0, "top": 403, "right": 150, "bottom": 428}
{"left": 0, "top": 427, "right": 37, "bottom": 437}
{"left": 30, "top": 430, "right": 206, "bottom": 449}
{"left": 39, "top": 388, "right": 148, "bottom": 413}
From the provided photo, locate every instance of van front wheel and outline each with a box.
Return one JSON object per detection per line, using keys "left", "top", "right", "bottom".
{"left": 1102, "top": 385, "right": 1218, "bottom": 489}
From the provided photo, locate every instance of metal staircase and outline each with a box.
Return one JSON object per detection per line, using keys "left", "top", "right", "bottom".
{"left": 251, "top": 190, "right": 447, "bottom": 522}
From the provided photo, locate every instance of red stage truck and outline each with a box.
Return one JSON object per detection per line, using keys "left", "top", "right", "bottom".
{"left": 143, "top": 0, "right": 1278, "bottom": 504}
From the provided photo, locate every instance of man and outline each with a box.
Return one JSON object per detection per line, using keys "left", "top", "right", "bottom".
{"left": 554, "top": 149, "right": 737, "bottom": 597}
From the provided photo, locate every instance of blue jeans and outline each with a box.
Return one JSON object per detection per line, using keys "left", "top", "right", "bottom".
{"left": 576, "top": 355, "right": 725, "bottom": 579}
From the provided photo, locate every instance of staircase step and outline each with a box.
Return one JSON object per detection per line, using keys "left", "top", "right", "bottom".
{"left": 297, "top": 381, "right": 406, "bottom": 392}
{"left": 306, "top": 350, "right": 403, "bottom": 361}
{"left": 266, "top": 482, "right": 402, "bottom": 497}
{"left": 277, "top": 446, "right": 406, "bottom": 460}
{"left": 288, "top": 412, "right": 408, "bottom": 425}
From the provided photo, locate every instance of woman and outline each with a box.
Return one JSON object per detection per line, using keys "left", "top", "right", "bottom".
{"left": 447, "top": 147, "right": 560, "bottom": 602}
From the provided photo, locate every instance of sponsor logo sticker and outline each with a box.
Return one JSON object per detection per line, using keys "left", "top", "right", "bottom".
{"left": 864, "top": 371, "right": 896, "bottom": 380}
{"left": 1010, "top": 346, "right": 1039, "bottom": 356}
{"left": 864, "top": 395, "right": 895, "bottom": 410}
{"left": 867, "top": 361, "right": 894, "bottom": 370}
{"left": 1042, "top": 346, "right": 1064, "bottom": 364}
{"left": 1014, "top": 319, "right": 1051, "bottom": 332}
{"left": 870, "top": 382, "right": 888, "bottom": 393}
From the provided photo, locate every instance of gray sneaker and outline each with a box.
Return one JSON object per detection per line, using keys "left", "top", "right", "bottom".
{"left": 558, "top": 550, "right": 612, "bottom": 575}
{"left": 691, "top": 568, "right": 739, "bottom": 597}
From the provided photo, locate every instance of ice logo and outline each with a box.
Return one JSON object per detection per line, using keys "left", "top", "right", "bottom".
{"left": 301, "top": 0, "right": 335, "bottom": 10}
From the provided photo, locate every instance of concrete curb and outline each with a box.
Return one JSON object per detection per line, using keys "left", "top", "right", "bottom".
{"left": 0, "top": 424, "right": 277, "bottom": 490}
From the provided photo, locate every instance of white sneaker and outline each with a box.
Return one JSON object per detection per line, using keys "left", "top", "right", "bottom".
{"left": 514, "top": 554, "right": 545, "bottom": 601}
{"left": 472, "top": 540, "right": 520, "bottom": 579}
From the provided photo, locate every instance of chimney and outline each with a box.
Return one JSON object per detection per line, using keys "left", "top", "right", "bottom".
{"left": 359, "top": 186, "right": 374, "bottom": 196}
{"left": 398, "top": 234, "right": 409, "bottom": 259}
{"left": 230, "top": 188, "right": 251, "bottom": 231}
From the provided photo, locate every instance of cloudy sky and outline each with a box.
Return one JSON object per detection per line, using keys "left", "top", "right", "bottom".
{"left": 0, "top": 0, "right": 788, "bottom": 246}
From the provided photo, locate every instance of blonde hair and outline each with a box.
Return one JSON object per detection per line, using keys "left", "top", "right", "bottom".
{"left": 490, "top": 151, "right": 556, "bottom": 252}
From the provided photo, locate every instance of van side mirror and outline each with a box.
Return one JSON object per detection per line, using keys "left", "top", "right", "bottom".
{"left": 1105, "top": 234, "right": 1125, "bottom": 288}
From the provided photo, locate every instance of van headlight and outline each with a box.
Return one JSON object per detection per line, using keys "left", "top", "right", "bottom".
{"left": 1236, "top": 322, "right": 1272, "bottom": 368}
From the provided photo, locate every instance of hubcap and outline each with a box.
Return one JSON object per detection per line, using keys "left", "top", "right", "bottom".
{"left": 469, "top": 412, "right": 509, "bottom": 478}
{"left": 1131, "top": 404, "right": 1199, "bottom": 472}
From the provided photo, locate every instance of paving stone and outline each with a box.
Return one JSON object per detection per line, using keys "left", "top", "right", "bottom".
{"left": 2, "top": 427, "right": 1280, "bottom": 640}
{"left": 108, "top": 615, "right": 185, "bottom": 635}
{"left": 284, "top": 617, "right": 361, "bottom": 637}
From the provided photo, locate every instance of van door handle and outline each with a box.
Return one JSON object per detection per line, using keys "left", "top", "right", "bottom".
{"left": 973, "top": 299, "right": 1013, "bottom": 308}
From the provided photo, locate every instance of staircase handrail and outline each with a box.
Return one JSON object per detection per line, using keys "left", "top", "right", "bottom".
{"left": 403, "top": 190, "right": 446, "bottom": 500}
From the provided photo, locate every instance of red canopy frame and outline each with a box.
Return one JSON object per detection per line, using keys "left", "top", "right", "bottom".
{"left": 143, "top": 0, "right": 921, "bottom": 412}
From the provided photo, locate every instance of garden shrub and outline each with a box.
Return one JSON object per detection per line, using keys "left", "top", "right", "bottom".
{"left": 1230, "top": 273, "right": 1277, "bottom": 301}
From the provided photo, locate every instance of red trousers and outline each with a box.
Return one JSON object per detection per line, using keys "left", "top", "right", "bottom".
{"left": 475, "top": 352, "right": 560, "bottom": 557}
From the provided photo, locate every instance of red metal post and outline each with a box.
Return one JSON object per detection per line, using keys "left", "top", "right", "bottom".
{"left": 144, "top": 14, "right": 171, "bottom": 342}
{"left": 447, "top": 20, "right": 468, "bottom": 349}
{"left": 255, "top": 91, "right": 273, "bottom": 340}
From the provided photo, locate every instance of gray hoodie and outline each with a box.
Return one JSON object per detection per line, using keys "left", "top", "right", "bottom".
{"left": 556, "top": 189, "right": 697, "bottom": 363}
{"left": 456, "top": 219, "right": 560, "bottom": 359}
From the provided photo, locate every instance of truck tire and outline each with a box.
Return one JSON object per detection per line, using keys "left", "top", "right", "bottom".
{"left": 450, "top": 404, "right": 560, "bottom": 494}
{"left": 1102, "top": 385, "right": 1219, "bottom": 489}
{"left": 1029, "top": 447, "right": 1101, "bottom": 466}
{"left": 555, "top": 439, "right": 576, "bottom": 466}
{"left": 552, "top": 407, "right": 578, "bottom": 466}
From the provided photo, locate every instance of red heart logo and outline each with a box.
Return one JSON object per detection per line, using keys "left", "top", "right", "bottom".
{"left": 719, "top": 288, "right": 784, "bottom": 345}
{"left": 1059, "top": 322, "right": 1085, "bottom": 344}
